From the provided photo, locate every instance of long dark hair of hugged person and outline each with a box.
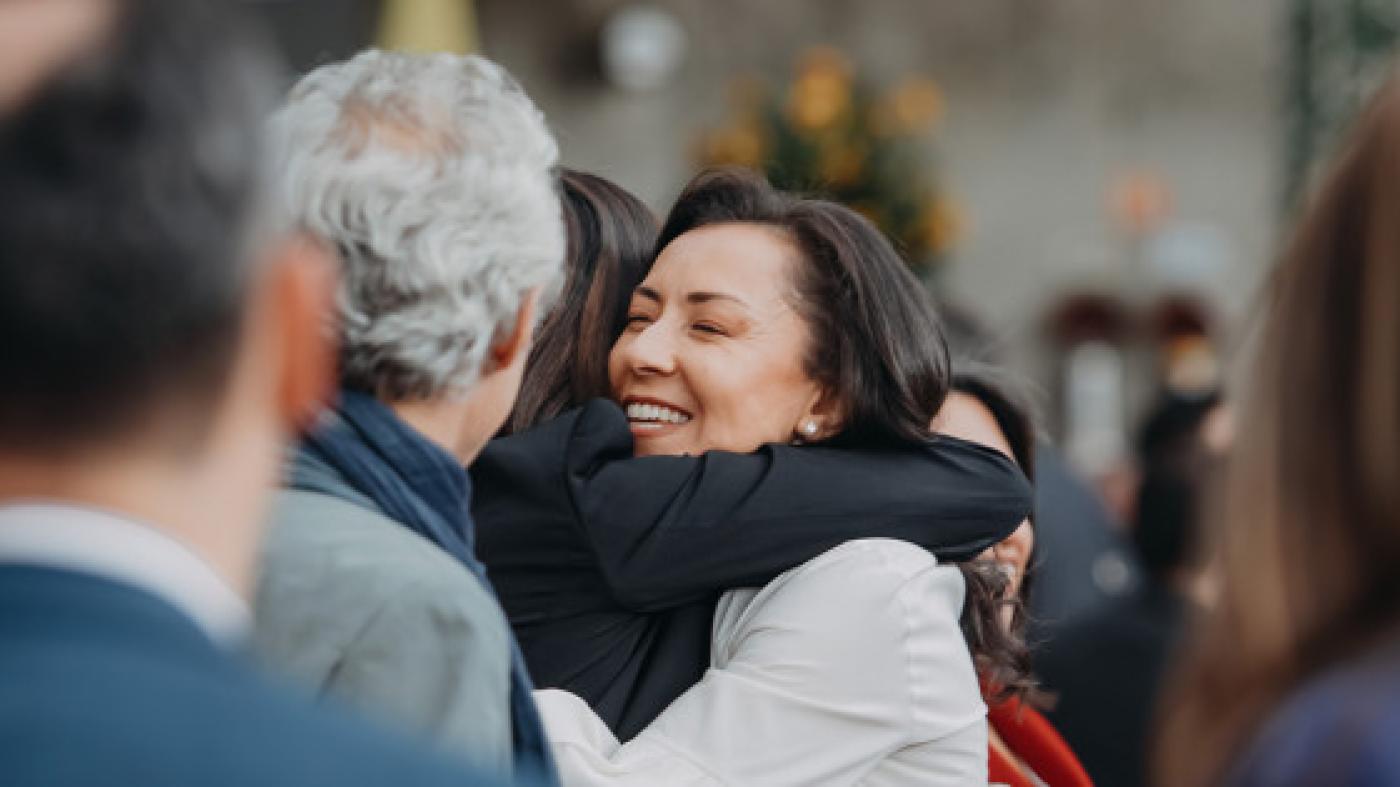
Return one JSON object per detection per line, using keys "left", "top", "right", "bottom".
{"left": 950, "top": 366, "right": 1041, "bottom": 703}
{"left": 1157, "top": 77, "right": 1400, "bottom": 785}
{"left": 944, "top": 367, "right": 1095, "bottom": 786}
{"left": 662, "top": 167, "right": 1030, "bottom": 692}
{"left": 503, "top": 168, "right": 655, "bottom": 434}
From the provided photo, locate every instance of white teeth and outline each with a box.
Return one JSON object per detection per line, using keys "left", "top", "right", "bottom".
{"left": 626, "top": 402, "right": 691, "bottom": 425}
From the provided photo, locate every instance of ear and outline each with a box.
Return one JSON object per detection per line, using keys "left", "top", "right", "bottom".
{"left": 793, "top": 386, "right": 843, "bottom": 442}
{"left": 267, "top": 234, "right": 338, "bottom": 433}
{"left": 489, "top": 287, "right": 542, "bottom": 375}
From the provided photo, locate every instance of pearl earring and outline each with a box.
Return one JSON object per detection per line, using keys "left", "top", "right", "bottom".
{"left": 801, "top": 421, "right": 819, "bottom": 437}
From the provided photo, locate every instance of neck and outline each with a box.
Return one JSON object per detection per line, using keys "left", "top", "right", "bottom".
{"left": 389, "top": 397, "right": 489, "bottom": 465}
{"left": 0, "top": 430, "right": 278, "bottom": 600}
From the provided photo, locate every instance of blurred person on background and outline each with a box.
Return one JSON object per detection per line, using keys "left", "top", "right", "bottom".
{"left": 1157, "top": 74, "right": 1400, "bottom": 787}
{"left": 479, "top": 168, "right": 1032, "bottom": 785}
{"left": 1037, "top": 389, "right": 1223, "bottom": 787}
{"left": 252, "top": 49, "right": 562, "bottom": 783}
{"left": 936, "top": 368, "right": 1095, "bottom": 787}
{"left": 940, "top": 301, "right": 1142, "bottom": 646}
{"left": 0, "top": 2, "right": 521, "bottom": 785}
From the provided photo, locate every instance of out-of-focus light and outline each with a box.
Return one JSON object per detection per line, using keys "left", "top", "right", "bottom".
{"left": 600, "top": 5, "right": 688, "bottom": 92}
{"left": 1109, "top": 170, "right": 1173, "bottom": 236}
{"left": 378, "top": 0, "right": 477, "bottom": 55}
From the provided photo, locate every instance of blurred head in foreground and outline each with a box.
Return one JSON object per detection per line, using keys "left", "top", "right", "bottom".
{"left": 0, "top": 0, "right": 333, "bottom": 589}
{"left": 1158, "top": 75, "right": 1400, "bottom": 785}
{"left": 1132, "top": 390, "right": 1224, "bottom": 592}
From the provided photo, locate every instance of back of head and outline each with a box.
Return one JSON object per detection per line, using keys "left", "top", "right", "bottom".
{"left": 0, "top": 0, "right": 281, "bottom": 455}
{"left": 504, "top": 168, "right": 655, "bottom": 434}
{"left": 951, "top": 365, "right": 1037, "bottom": 484}
{"left": 1131, "top": 391, "right": 1220, "bottom": 584}
{"left": 947, "top": 365, "right": 1041, "bottom": 702}
{"left": 657, "top": 168, "right": 950, "bottom": 447}
{"left": 1137, "top": 391, "right": 1221, "bottom": 468}
{"left": 271, "top": 50, "right": 564, "bottom": 402}
{"left": 1158, "top": 75, "right": 1400, "bottom": 785}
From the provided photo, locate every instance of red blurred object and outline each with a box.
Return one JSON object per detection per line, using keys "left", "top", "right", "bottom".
{"left": 1109, "top": 170, "right": 1173, "bottom": 236}
{"left": 988, "top": 693, "right": 1095, "bottom": 787}
{"left": 1147, "top": 293, "right": 1211, "bottom": 342}
{"left": 1047, "top": 292, "right": 1131, "bottom": 345}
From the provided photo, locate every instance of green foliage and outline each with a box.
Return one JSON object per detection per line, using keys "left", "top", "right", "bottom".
{"left": 697, "top": 49, "right": 958, "bottom": 276}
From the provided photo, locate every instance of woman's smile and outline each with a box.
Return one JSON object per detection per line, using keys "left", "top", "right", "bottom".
{"left": 623, "top": 397, "right": 693, "bottom": 437}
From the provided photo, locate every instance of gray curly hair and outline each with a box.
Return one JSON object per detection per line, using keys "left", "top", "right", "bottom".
{"left": 270, "top": 50, "right": 564, "bottom": 399}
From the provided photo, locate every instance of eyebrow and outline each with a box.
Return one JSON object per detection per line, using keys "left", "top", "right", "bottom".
{"left": 634, "top": 286, "right": 749, "bottom": 308}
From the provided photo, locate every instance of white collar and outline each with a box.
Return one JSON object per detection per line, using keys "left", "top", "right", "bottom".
{"left": 0, "top": 502, "right": 250, "bottom": 645}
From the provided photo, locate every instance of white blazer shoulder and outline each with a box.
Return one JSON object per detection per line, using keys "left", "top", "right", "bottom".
{"left": 539, "top": 538, "right": 988, "bottom": 786}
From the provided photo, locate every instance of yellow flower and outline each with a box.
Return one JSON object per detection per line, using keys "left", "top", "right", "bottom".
{"left": 891, "top": 77, "right": 944, "bottom": 132}
{"left": 922, "top": 198, "right": 965, "bottom": 253}
{"left": 699, "top": 125, "right": 766, "bottom": 169}
{"left": 872, "top": 77, "right": 944, "bottom": 136}
{"left": 796, "top": 46, "right": 851, "bottom": 82}
{"left": 786, "top": 47, "right": 852, "bottom": 132}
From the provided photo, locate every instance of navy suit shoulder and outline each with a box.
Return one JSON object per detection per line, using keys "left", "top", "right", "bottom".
{"left": 0, "top": 566, "right": 518, "bottom": 787}
{"left": 1230, "top": 641, "right": 1400, "bottom": 787}
{"left": 1036, "top": 586, "right": 1184, "bottom": 787}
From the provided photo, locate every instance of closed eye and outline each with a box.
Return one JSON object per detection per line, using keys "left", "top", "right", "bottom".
{"left": 692, "top": 322, "right": 727, "bottom": 336}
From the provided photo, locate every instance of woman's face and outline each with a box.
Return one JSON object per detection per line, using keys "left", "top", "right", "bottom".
{"left": 608, "top": 223, "right": 825, "bottom": 457}
{"left": 934, "top": 392, "right": 1034, "bottom": 602}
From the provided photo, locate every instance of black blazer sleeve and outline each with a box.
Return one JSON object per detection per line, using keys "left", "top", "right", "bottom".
{"left": 476, "top": 399, "right": 1032, "bottom": 612}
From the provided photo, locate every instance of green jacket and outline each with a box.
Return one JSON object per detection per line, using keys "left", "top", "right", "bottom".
{"left": 252, "top": 451, "right": 514, "bottom": 777}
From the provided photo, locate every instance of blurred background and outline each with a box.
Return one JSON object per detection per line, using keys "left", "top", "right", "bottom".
{"left": 244, "top": 0, "right": 1395, "bottom": 523}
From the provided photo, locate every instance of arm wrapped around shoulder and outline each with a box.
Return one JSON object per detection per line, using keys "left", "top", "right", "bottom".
{"left": 623, "top": 538, "right": 991, "bottom": 786}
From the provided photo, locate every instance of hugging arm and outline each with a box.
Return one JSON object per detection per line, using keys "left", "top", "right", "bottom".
{"left": 539, "top": 540, "right": 988, "bottom": 786}
{"left": 559, "top": 400, "right": 1030, "bottom": 610}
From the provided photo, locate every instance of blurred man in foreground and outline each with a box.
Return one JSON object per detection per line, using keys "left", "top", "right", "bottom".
{"left": 0, "top": 2, "right": 522, "bottom": 784}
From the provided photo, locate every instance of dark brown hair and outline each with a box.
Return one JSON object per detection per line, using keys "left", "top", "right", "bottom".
{"left": 949, "top": 366, "right": 1040, "bottom": 703}
{"left": 1156, "top": 76, "right": 1400, "bottom": 785}
{"left": 503, "top": 168, "right": 656, "bottom": 434}
{"left": 656, "top": 167, "right": 950, "bottom": 446}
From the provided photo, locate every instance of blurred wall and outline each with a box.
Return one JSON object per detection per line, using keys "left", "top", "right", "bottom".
{"left": 251, "top": 0, "right": 1285, "bottom": 422}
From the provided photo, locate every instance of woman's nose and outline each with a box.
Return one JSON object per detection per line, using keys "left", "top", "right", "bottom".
{"left": 622, "top": 322, "right": 677, "bottom": 376}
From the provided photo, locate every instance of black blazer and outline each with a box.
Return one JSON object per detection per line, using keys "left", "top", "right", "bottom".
{"left": 473, "top": 400, "right": 1032, "bottom": 741}
{"left": 0, "top": 565, "right": 521, "bottom": 787}
{"left": 1035, "top": 584, "right": 1187, "bottom": 787}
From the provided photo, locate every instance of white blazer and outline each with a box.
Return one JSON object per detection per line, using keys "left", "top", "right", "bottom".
{"left": 537, "top": 538, "right": 988, "bottom": 786}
